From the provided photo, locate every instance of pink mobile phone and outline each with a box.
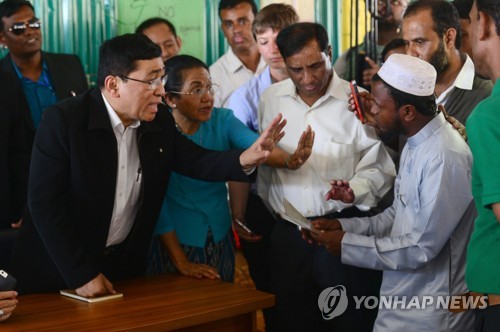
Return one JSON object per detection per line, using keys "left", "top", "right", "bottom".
{"left": 350, "top": 81, "right": 365, "bottom": 123}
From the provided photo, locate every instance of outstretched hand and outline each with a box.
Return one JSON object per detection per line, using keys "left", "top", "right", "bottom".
{"left": 240, "top": 113, "right": 286, "bottom": 170}
{"left": 362, "top": 57, "right": 380, "bottom": 87}
{"left": 285, "top": 125, "right": 315, "bottom": 170}
{"left": 325, "top": 180, "right": 355, "bottom": 203}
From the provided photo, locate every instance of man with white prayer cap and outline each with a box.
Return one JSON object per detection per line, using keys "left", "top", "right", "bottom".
{"left": 309, "top": 54, "right": 476, "bottom": 331}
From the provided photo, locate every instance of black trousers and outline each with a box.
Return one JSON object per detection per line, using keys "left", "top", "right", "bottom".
{"left": 0, "top": 227, "right": 19, "bottom": 270}
{"left": 271, "top": 207, "right": 382, "bottom": 332}
{"left": 474, "top": 304, "right": 500, "bottom": 332}
{"left": 240, "top": 192, "right": 277, "bottom": 331}
{"left": 101, "top": 238, "right": 139, "bottom": 282}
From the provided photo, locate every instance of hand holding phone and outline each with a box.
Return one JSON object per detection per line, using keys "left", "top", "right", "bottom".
{"left": 234, "top": 218, "right": 254, "bottom": 235}
{"left": 0, "top": 270, "right": 17, "bottom": 291}
{"left": 349, "top": 81, "right": 365, "bottom": 124}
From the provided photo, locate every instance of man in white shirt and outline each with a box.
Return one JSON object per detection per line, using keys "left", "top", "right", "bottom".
{"left": 210, "top": 0, "right": 266, "bottom": 108}
{"left": 258, "top": 22, "right": 396, "bottom": 332}
{"left": 226, "top": 5, "right": 299, "bottom": 331}
{"left": 402, "top": 0, "right": 491, "bottom": 124}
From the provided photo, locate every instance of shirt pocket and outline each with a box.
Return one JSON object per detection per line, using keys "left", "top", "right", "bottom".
{"left": 315, "top": 140, "right": 356, "bottom": 182}
{"left": 396, "top": 179, "right": 408, "bottom": 208}
{"left": 392, "top": 173, "right": 418, "bottom": 235}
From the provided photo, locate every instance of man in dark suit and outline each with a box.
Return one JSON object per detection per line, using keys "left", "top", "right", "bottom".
{"left": 10, "top": 33, "right": 285, "bottom": 296}
{"left": 0, "top": 0, "right": 88, "bottom": 228}
{"left": 0, "top": 70, "right": 27, "bottom": 268}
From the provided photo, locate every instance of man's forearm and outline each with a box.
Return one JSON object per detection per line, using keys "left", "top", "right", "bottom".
{"left": 493, "top": 203, "right": 500, "bottom": 224}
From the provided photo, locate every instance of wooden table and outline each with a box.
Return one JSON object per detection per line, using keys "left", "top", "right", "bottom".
{"left": 3, "top": 274, "right": 274, "bottom": 331}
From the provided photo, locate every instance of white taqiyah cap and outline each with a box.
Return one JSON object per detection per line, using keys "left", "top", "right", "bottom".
{"left": 378, "top": 54, "right": 437, "bottom": 97}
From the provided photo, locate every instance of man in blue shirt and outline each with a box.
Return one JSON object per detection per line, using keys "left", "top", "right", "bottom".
{"left": 226, "top": 5, "right": 299, "bottom": 330}
{"left": 227, "top": 4, "right": 298, "bottom": 131}
{"left": 0, "top": 0, "right": 88, "bottom": 229}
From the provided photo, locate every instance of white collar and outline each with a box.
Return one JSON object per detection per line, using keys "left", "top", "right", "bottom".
{"left": 225, "top": 47, "right": 266, "bottom": 74}
{"left": 275, "top": 70, "right": 348, "bottom": 103}
{"left": 436, "top": 54, "right": 476, "bottom": 105}
{"left": 101, "top": 92, "right": 141, "bottom": 133}
{"left": 452, "top": 54, "right": 475, "bottom": 91}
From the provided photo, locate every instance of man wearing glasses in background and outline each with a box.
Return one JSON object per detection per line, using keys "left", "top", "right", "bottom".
{"left": 0, "top": 0, "right": 87, "bottom": 272}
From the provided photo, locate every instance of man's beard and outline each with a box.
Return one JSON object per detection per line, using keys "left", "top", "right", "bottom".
{"left": 429, "top": 40, "right": 449, "bottom": 74}
{"left": 378, "top": 128, "right": 400, "bottom": 144}
{"left": 377, "top": 115, "right": 405, "bottom": 144}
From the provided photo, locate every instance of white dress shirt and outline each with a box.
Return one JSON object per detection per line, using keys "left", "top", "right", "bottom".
{"left": 257, "top": 72, "right": 396, "bottom": 217}
{"left": 102, "top": 94, "right": 142, "bottom": 246}
{"left": 210, "top": 47, "right": 266, "bottom": 108}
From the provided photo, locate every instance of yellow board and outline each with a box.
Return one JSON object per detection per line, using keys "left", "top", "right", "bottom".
{"left": 341, "top": 0, "right": 370, "bottom": 52}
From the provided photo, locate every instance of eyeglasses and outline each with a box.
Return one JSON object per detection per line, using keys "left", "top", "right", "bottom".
{"left": 118, "top": 74, "right": 167, "bottom": 90}
{"left": 169, "top": 83, "right": 219, "bottom": 97}
{"left": 8, "top": 18, "right": 41, "bottom": 36}
{"left": 378, "top": 0, "right": 403, "bottom": 6}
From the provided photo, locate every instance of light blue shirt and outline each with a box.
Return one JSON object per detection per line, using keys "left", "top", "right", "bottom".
{"left": 227, "top": 66, "right": 271, "bottom": 132}
{"left": 154, "top": 107, "right": 258, "bottom": 247}
{"left": 339, "top": 114, "right": 475, "bottom": 331}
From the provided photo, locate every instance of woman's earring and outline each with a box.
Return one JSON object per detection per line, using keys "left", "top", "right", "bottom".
{"left": 171, "top": 103, "right": 177, "bottom": 109}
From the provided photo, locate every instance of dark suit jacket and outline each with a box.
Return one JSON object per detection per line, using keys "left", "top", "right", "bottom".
{"left": 0, "top": 52, "right": 88, "bottom": 225}
{"left": 0, "top": 71, "right": 26, "bottom": 269}
{"left": 445, "top": 74, "right": 493, "bottom": 124}
{"left": 10, "top": 88, "right": 250, "bottom": 294}
{"left": 0, "top": 71, "right": 28, "bottom": 228}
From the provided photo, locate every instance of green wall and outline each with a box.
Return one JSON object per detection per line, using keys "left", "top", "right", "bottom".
{"left": 1, "top": 0, "right": 340, "bottom": 84}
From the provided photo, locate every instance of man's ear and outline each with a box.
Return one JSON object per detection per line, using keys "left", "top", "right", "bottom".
{"left": 478, "top": 10, "right": 493, "bottom": 41}
{"left": 400, "top": 104, "right": 416, "bottom": 122}
{"left": 104, "top": 75, "right": 120, "bottom": 97}
{"left": 0, "top": 31, "right": 6, "bottom": 46}
{"left": 326, "top": 44, "right": 333, "bottom": 62}
{"left": 444, "top": 28, "right": 457, "bottom": 49}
